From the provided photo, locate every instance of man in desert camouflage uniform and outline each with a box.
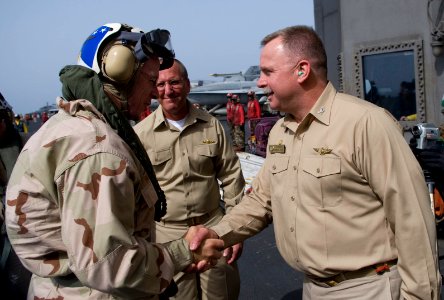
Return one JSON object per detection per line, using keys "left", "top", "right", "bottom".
{"left": 5, "top": 23, "right": 223, "bottom": 299}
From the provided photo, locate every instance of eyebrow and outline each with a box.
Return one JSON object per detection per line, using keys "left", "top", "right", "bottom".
{"left": 260, "top": 66, "right": 272, "bottom": 73}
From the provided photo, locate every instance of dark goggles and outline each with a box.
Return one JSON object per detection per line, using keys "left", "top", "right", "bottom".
{"left": 118, "top": 29, "right": 175, "bottom": 70}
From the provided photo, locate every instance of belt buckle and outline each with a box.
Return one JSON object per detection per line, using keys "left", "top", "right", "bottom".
{"left": 375, "top": 263, "right": 391, "bottom": 274}
{"left": 325, "top": 280, "right": 338, "bottom": 287}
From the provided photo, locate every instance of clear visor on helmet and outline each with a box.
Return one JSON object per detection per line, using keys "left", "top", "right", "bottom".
{"left": 146, "top": 29, "right": 174, "bottom": 55}
{"left": 135, "top": 29, "right": 175, "bottom": 70}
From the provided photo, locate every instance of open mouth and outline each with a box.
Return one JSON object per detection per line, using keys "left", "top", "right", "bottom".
{"left": 263, "top": 88, "right": 273, "bottom": 98}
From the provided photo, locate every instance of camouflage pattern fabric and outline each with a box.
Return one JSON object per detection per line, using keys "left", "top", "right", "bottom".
{"left": 233, "top": 125, "right": 245, "bottom": 151}
{"left": 5, "top": 97, "right": 192, "bottom": 299}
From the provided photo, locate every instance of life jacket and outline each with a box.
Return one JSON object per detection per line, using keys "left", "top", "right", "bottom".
{"left": 247, "top": 99, "right": 261, "bottom": 119}
{"left": 226, "top": 101, "right": 235, "bottom": 122}
{"left": 233, "top": 103, "right": 245, "bottom": 126}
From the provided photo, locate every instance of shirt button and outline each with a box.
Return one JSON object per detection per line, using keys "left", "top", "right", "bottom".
{"left": 186, "top": 192, "right": 189, "bottom": 196}
{"left": 297, "top": 136, "right": 302, "bottom": 140}
{"left": 290, "top": 227, "right": 294, "bottom": 232}
{"left": 182, "top": 152, "right": 186, "bottom": 156}
{"left": 290, "top": 196, "right": 295, "bottom": 201}
{"left": 272, "top": 165, "right": 276, "bottom": 170}
{"left": 293, "top": 166, "right": 297, "bottom": 171}
{"left": 316, "top": 168, "right": 320, "bottom": 173}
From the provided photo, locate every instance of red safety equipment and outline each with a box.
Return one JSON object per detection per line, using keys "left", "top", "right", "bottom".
{"left": 232, "top": 94, "right": 240, "bottom": 102}
{"left": 247, "top": 98, "right": 261, "bottom": 119}
{"left": 227, "top": 96, "right": 235, "bottom": 123}
{"left": 233, "top": 101, "right": 245, "bottom": 126}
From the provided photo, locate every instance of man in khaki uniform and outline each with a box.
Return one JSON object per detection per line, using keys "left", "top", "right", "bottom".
{"left": 194, "top": 26, "right": 441, "bottom": 299}
{"left": 134, "top": 59, "right": 244, "bottom": 300}
{"left": 5, "top": 23, "right": 223, "bottom": 300}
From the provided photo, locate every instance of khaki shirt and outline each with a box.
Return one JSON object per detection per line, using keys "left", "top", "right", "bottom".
{"left": 212, "top": 83, "right": 440, "bottom": 299}
{"left": 134, "top": 102, "right": 244, "bottom": 222}
{"left": 5, "top": 98, "right": 192, "bottom": 299}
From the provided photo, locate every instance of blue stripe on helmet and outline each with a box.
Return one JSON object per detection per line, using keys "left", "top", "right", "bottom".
{"left": 80, "top": 25, "right": 111, "bottom": 68}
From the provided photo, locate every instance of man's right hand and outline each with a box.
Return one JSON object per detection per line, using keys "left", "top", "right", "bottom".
{"left": 183, "top": 226, "right": 223, "bottom": 272}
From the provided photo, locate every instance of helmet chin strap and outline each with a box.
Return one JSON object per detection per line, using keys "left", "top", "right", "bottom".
{"left": 103, "top": 82, "right": 130, "bottom": 117}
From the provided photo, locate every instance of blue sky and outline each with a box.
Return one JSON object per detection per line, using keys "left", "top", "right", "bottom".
{"left": 0, "top": 0, "right": 314, "bottom": 114}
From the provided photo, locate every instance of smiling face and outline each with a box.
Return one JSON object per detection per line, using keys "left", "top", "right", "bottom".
{"left": 127, "top": 57, "right": 160, "bottom": 121}
{"left": 257, "top": 37, "right": 300, "bottom": 114}
{"left": 156, "top": 60, "right": 191, "bottom": 121}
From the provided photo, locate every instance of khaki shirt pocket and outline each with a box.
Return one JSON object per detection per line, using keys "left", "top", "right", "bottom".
{"left": 148, "top": 149, "right": 173, "bottom": 180}
{"left": 195, "top": 143, "right": 219, "bottom": 157}
{"left": 193, "top": 144, "right": 219, "bottom": 176}
{"left": 150, "top": 148, "right": 172, "bottom": 165}
{"left": 268, "top": 156, "right": 290, "bottom": 201}
{"left": 269, "top": 156, "right": 289, "bottom": 174}
{"left": 301, "top": 156, "right": 342, "bottom": 207}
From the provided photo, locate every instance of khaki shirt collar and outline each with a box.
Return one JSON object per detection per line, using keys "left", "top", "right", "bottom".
{"left": 282, "top": 82, "right": 336, "bottom": 134}
{"left": 309, "top": 81, "right": 336, "bottom": 126}
{"left": 152, "top": 100, "right": 211, "bottom": 131}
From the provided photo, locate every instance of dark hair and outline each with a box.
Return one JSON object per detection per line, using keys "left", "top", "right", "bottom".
{"left": 261, "top": 25, "right": 327, "bottom": 78}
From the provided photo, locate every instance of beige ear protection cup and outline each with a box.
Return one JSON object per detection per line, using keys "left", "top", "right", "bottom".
{"left": 101, "top": 42, "right": 139, "bottom": 84}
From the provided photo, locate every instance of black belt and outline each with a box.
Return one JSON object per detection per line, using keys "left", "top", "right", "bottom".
{"left": 159, "top": 212, "right": 213, "bottom": 226}
{"left": 309, "top": 259, "right": 398, "bottom": 287}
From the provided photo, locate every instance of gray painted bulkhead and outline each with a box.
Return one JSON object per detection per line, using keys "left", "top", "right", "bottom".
{"left": 314, "top": 0, "right": 444, "bottom": 128}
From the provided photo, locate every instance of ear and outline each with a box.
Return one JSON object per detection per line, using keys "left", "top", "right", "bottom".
{"left": 184, "top": 78, "right": 191, "bottom": 94}
{"left": 296, "top": 60, "right": 310, "bottom": 82}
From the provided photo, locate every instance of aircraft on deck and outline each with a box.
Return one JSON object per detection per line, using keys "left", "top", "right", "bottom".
{"left": 188, "top": 65, "right": 266, "bottom": 115}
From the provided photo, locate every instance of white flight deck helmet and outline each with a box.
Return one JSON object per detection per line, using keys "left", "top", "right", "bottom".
{"left": 77, "top": 23, "right": 175, "bottom": 84}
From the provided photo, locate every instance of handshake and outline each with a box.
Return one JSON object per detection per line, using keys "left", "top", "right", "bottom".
{"left": 182, "top": 225, "right": 242, "bottom": 273}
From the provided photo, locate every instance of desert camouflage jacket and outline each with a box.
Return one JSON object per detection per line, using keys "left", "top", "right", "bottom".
{"left": 5, "top": 97, "right": 192, "bottom": 299}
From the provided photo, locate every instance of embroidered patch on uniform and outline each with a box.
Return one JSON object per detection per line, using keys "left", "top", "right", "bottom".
{"left": 202, "top": 139, "right": 216, "bottom": 144}
{"left": 313, "top": 147, "right": 332, "bottom": 155}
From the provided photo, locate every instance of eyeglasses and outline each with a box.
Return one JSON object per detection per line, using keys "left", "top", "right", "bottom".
{"left": 156, "top": 79, "right": 184, "bottom": 90}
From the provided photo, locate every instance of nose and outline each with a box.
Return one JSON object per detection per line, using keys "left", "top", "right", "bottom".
{"left": 257, "top": 74, "right": 267, "bottom": 88}
{"left": 164, "top": 82, "right": 176, "bottom": 96}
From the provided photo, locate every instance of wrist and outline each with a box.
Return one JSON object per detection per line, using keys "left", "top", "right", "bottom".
{"left": 164, "top": 238, "right": 193, "bottom": 273}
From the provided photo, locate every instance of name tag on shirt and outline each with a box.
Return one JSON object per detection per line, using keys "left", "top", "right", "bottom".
{"left": 269, "top": 144, "right": 286, "bottom": 154}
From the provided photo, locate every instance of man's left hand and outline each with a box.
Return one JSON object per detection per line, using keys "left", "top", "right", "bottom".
{"left": 223, "top": 242, "right": 243, "bottom": 265}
